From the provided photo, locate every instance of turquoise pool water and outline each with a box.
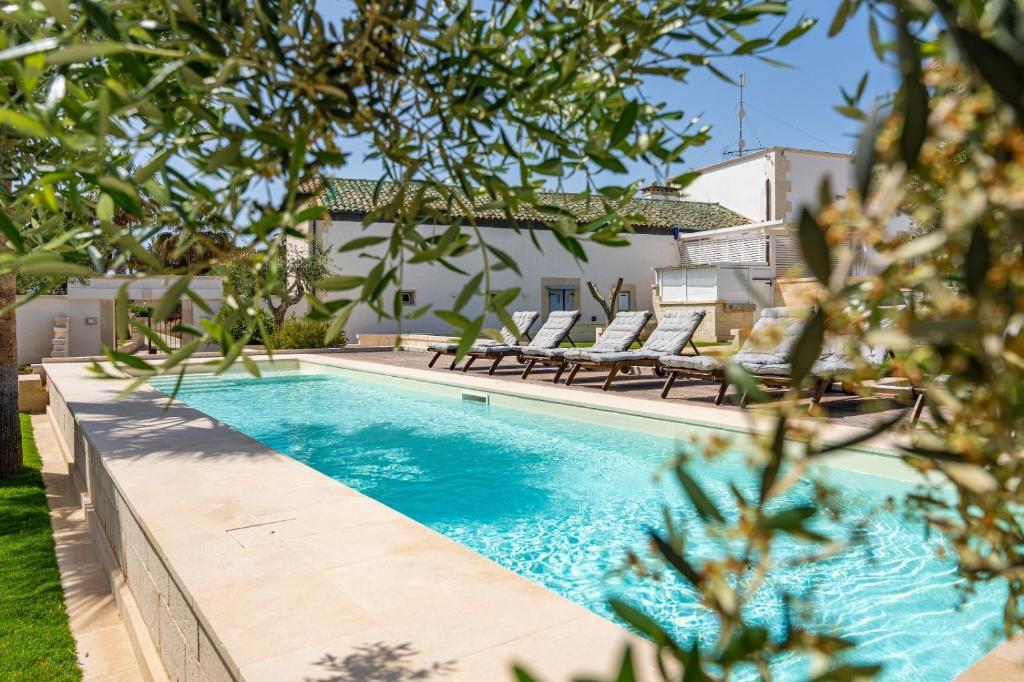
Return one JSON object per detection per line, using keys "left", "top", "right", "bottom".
{"left": 151, "top": 370, "right": 1005, "bottom": 680}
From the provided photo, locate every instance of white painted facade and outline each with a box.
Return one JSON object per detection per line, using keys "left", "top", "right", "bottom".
{"left": 663, "top": 148, "right": 915, "bottom": 309}
{"left": 15, "top": 276, "right": 225, "bottom": 365}
{"left": 682, "top": 147, "right": 857, "bottom": 223}
{"left": 16, "top": 295, "right": 106, "bottom": 366}
{"left": 301, "top": 149, "right": 913, "bottom": 338}
{"left": 298, "top": 220, "right": 680, "bottom": 336}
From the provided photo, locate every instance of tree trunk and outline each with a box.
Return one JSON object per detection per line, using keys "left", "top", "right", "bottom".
{"left": 587, "top": 277, "right": 624, "bottom": 325}
{"left": 0, "top": 271, "right": 22, "bottom": 479}
{"left": 270, "top": 301, "right": 288, "bottom": 329}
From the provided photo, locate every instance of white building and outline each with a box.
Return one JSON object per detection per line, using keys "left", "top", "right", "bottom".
{"left": 650, "top": 148, "right": 914, "bottom": 341}
{"left": 682, "top": 147, "right": 856, "bottom": 223}
{"left": 16, "top": 276, "right": 225, "bottom": 365}
{"left": 297, "top": 148, "right": 910, "bottom": 343}
{"left": 296, "top": 179, "right": 750, "bottom": 341}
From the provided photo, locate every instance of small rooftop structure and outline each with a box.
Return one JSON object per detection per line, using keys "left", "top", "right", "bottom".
{"left": 638, "top": 183, "right": 685, "bottom": 202}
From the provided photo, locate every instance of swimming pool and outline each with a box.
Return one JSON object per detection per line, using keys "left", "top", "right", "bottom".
{"left": 151, "top": 368, "right": 1004, "bottom": 680}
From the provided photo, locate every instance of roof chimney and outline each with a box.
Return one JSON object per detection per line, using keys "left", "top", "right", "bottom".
{"left": 639, "top": 183, "right": 683, "bottom": 201}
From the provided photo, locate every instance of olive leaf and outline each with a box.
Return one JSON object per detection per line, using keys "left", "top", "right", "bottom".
{"left": 797, "top": 209, "right": 832, "bottom": 285}
{"left": 788, "top": 307, "right": 825, "bottom": 388}
{"left": 896, "top": 10, "right": 928, "bottom": 168}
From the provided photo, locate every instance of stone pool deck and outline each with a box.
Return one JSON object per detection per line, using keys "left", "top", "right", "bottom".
{"left": 42, "top": 351, "right": 1012, "bottom": 681}
{"left": 364, "top": 349, "right": 915, "bottom": 430}
{"left": 44, "top": 357, "right": 669, "bottom": 681}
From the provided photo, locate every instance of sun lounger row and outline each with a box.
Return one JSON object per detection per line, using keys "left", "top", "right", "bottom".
{"left": 425, "top": 307, "right": 707, "bottom": 389}
{"left": 658, "top": 306, "right": 897, "bottom": 405}
{"left": 424, "top": 305, "right": 915, "bottom": 417}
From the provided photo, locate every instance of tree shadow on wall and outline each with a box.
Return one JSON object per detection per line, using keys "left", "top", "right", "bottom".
{"left": 311, "top": 641, "right": 456, "bottom": 682}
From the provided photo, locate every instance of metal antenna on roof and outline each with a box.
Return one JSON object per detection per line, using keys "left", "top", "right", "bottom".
{"left": 723, "top": 73, "right": 764, "bottom": 159}
{"left": 738, "top": 73, "right": 746, "bottom": 156}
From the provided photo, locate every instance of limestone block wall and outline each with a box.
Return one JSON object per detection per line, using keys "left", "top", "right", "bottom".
{"left": 774, "top": 277, "right": 824, "bottom": 307}
{"left": 48, "top": 386, "right": 236, "bottom": 682}
{"left": 652, "top": 288, "right": 756, "bottom": 343}
{"left": 715, "top": 303, "right": 757, "bottom": 340}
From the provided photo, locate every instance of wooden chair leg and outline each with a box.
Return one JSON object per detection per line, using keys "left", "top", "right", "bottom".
{"left": 602, "top": 365, "right": 620, "bottom": 391}
{"left": 810, "top": 378, "right": 828, "bottom": 406}
{"left": 552, "top": 360, "right": 568, "bottom": 383}
{"left": 911, "top": 390, "right": 926, "bottom": 425}
{"left": 715, "top": 380, "right": 730, "bottom": 406}
{"left": 461, "top": 355, "right": 476, "bottom": 372}
{"left": 660, "top": 372, "right": 677, "bottom": 399}
{"left": 428, "top": 351, "right": 442, "bottom": 368}
{"left": 448, "top": 356, "right": 459, "bottom": 370}
{"left": 488, "top": 355, "right": 503, "bottom": 375}
{"left": 564, "top": 363, "right": 582, "bottom": 386}
{"left": 690, "top": 339, "right": 701, "bottom": 356}
{"left": 739, "top": 390, "right": 749, "bottom": 408}
{"left": 521, "top": 358, "right": 537, "bottom": 379}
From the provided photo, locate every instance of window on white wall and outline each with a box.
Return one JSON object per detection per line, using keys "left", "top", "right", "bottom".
{"left": 617, "top": 290, "right": 632, "bottom": 311}
{"left": 547, "top": 286, "right": 576, "bottom": 311}
{"left": 765, "top": 179, "right": 772, "bottom": 221}
{"left": 400, "top": 290, "right": 416, "bottom": 306}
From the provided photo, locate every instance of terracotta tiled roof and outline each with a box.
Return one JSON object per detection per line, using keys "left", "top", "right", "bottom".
{"left": 302, "top": 178, "right": 750, "bottom": 232}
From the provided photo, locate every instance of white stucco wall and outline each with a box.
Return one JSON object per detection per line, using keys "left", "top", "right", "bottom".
{"left": 16, "top": 277, "right": 228, "bottom": 365}
{"left": 67, "top": 276, "right": 225, "bottom": 303}
{"left": 684, "top": 148, "right": 910, "bottom": 241}
{"left": 16, "top": 296, "right": 103, "bottom": 365}
{"left": 683, "top": 153, "right": 775, "bottom": 222}
{"left": 783, "top": 150, "right": 855, "bottom": 221}
{"left": 303, "top": 220, "right": 679, "bottom": 336}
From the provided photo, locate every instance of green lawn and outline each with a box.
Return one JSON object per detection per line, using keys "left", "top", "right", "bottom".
{"left": 0, "top": 415, "right": 80, "bottom": 681}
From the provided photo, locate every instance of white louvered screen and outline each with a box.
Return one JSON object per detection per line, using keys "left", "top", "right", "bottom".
{"left": 771, "top": 235, "right": 864, "bottom": 278}
{"left": 685, "top": 266, "right": 717, "bottom": 300}
{"left": 680, "top": 235, "right": 767, "bottom": 265}
{"left": 771, "top": 235, "right": 811, "bottom": 277}
{"left": 658, "top": 264, "right": 775, "bottom": 304}
{"left": 658, "top": 268, "right": 687, "bottom": 301}
{"left": 657, "top": 266, "right": 718, "bottom": 302}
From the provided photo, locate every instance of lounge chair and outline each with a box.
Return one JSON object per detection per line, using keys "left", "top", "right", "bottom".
{"left": 426, "top": 310, "right": 539, "bottom": 370}
{"left": 561, "top": 309, "right": 706, "bottom": 390}
{"left": 460, "top": 310, "right": 581, "bottom": 374}
{"left": 748, "top": 333, "right": 893, "bottom": 406}
{"left": 520, "top": 310, "right": 652, "bottom": 383}
{"left": 658, "top": 307, "right": 810, "bottom": 404}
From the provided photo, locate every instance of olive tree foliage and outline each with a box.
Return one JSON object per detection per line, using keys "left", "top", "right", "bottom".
{"left": 217, "top": 236, "right": 333, "bottom": 329}
{"left": 0, "top": 0, "right": 815, "bottom": 384}
{"left": 514, "top": 2, "right": 1024, "bottom": 681}
{"left": 818, "top": 0, "right": 1024, "bottom": 636}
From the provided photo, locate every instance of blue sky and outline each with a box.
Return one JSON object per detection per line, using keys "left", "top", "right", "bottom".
{"left": 672, "top": 0, "right": 894, "bottom": 172}
{"left": 316, "top": 0, "right": 892, "bottom": 185}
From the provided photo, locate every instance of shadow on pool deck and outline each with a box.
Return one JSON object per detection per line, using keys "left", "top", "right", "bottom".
{"left": 311, "top": 641, "right": 456, "bottom": 681}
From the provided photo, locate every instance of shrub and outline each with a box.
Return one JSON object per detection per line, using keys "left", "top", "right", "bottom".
{"left": 268, "top": 316, "right": 345, "bottom": 350}
{"left": 215, "top": 306, "right": 273, "bottom": 345}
